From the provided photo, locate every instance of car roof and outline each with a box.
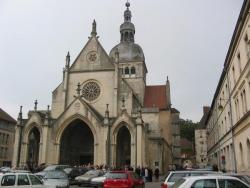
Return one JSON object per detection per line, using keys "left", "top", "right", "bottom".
{"left": 184, "top": 175, "right": 240, "bottom": 180}
{"left": 169, "top": 170, "right": 215, "bottom": 173}
{"left": 0, "top": 172, "right": 33, "bottom": 176}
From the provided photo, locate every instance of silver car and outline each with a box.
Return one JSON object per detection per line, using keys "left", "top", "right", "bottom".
{"left": 42, "top": 170, "right": 69, "bottom": 188}
{"left": 171, "top": 175, "right": 250, "bottom": 188}
{"left": 75, "top": 169, "right": 104, "bottom": 187}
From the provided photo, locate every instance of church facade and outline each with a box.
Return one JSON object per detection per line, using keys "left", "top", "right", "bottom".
{"left": 12, "top": 2, "right": 180, "bottom": 172}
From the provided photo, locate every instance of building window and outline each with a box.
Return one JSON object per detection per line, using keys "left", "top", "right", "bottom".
{"left": 235, "top": 99, "right": 239, "bottom": 121}
{"left": 6, "top": 135, "right": 9, "bottom": 144}
{"left": 131, "top": 66, "right": 136, "bottom": 75}
{"left": 242, "top": 89, "right": 248, "bottom": 113}
{"left": 232, "top": 66, "right": 236, "bottom": 85}
{"left": 124, "top": 67, "right": 129, "bottom": 75}
{"left": 244, "top": 33, "right": 250, "bottom": 58}
{"left": 239, "top": 142, "right": 245, "bottom": 168}
{"left": 237, "top": 52, "right": 242, "bottom": 73}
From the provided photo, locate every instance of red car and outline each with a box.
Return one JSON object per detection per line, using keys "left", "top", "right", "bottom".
{"left": 103, "top": 171, "right": 145, "bottom": 188}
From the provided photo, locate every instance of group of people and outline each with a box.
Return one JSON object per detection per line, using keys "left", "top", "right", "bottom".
{"left": 135, "top": 166, "right": 160, "bottom": 182}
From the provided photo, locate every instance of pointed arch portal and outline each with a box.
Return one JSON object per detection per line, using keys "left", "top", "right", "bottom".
{"left": 60, "top": 119, "right": 94, "bottom": 165}
{"left": 116, "top": 126, "right": 131, "bottom": 168}
{"left": 27, "top": 127, "right": 40, "bottom": 169}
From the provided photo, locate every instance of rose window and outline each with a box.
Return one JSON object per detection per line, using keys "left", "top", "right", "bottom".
{"left": 82, "top": 82, "right": 100, "bottom": 101}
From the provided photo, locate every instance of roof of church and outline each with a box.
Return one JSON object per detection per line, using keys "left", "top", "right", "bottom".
{"left": 0, "top": 108, "right": 16, "bottom": 124}
{"left": 144, "top": 85, "right": 167, "bottom": 110}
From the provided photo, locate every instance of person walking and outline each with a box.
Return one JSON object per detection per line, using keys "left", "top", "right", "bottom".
{"left": 154, "top": 168, "right": 159, "bottom": 181}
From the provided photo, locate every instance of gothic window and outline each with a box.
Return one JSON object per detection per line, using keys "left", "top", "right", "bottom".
{"left": 125, "top": 67, "right": 129, "bottom": 75}
{"left": 82, "top": 81, "right": 101, "bottom": 101}
{"left": 131, "top": 66, "right": 136, "bottom": 75}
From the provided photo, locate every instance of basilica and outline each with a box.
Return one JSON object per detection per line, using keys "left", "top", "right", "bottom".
{"left": 12, "top": 2, "right": 180, "bottom": 173}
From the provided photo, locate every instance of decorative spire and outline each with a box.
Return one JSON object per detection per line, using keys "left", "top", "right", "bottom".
{"left": 120, "top": 1, "right": 135, "bottom": 42}
{"left": 121, "top": 97, "right": 126, "bottom": 111}
{"left": 76, "top": 82, "right": 81, "bottom": 96}
{"left": 91, "top": 19, "right": 97, "bottom": 37}
{"left": 124, "top": 1, "right": 131, "bottom": 22}
{"left": 34, "top": 100, "right": 38, "bottom": 111}
{"left": 104, "top": 104, "right": 110, "bottom": 126}
{"left": 105, "top": 104, "right": 109, "bottom": 118}
{"left": 66, "top": 51, "right": 70, "bottom": 68}
{"left": 17, "top": 106, "right": 23, "bottom": 122}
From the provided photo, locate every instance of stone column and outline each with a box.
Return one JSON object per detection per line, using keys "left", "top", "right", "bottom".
{"left": 12, "top": 126, "right": 21, "bottom": 168}
{"left": 40, "top": 126, "right": 49, "bottom": 164}
{"left": 136, "top": 125, "right": 143, "bottom": 167}
{"left": 136, "top": 109, "right": 143, "bottom": 167}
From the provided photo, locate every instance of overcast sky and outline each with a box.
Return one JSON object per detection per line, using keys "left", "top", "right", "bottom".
{"left": 0, "top": 0, "right": 243, "bottom": 122}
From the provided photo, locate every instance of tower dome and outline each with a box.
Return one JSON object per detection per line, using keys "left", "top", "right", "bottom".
{"left": 109, "top": 2, "right": 145, "bottom": 62}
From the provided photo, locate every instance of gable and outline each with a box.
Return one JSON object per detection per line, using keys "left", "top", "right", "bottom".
{"left": 70, "top": 36, "right": 114, "bottom": 71}
{"left": 144, "top": 85, "right": 168, "bottom": 109}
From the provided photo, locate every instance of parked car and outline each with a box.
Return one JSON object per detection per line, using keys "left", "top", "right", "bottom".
{"left": 43, "top": 165, "right": 71, "bottom": 172}
{"left": 90, "top": 172, "right": 107, "bottom": 188}
{"left": 63, "top": 167, "right": 88, "bottom": 185}
{"left": 0, "top": 172, "right": 52, "bottom": 187}
{"left": 0, "top": 167, "right": 11, "bottom": 174}
{"left": 103, "top": 171, "right": 144, "bottom": 188}
{"left": 223, "top": 174, "right": 250, "bottom": 185}
{"left": 42, "top": 170, "right": 69, "bottom": 188}
{"left": 75, "top": 169, "right": 105, "bottom": 187}
{"left": 161, "top": 170, "right": 221, "bottom": 188}
{"left": 170, "top": 175, "right": 250, "bottom": 188}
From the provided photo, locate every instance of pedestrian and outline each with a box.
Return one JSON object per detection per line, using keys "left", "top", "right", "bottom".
{"left": 154, "top": 168, "right": 159, "bottom": 181}
{"left": 148, "top": 168, "right": 153, "bottom": 182}
{"left": 144, "top": 167, "right": 148, "bottom": 182}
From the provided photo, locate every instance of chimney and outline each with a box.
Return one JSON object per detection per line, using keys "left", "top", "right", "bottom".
{"left": 203, "top": 106, "right": 210, "bottom": 115}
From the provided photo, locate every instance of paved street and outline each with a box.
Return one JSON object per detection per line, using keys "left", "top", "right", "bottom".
{"left": 70, "top": 182, "right": 161, "bottom": 188}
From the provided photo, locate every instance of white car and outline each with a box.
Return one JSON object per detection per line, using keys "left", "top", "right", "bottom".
{"left": 170, "top": 175, "right": 250, "bottom": 188}
{"left": 0, "top": 172, "right": 54, "bottom": 188}
{"left": 161, "top": 170, "right": 221, "bottom": 188}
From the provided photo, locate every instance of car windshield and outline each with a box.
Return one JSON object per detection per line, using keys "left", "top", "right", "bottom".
{"left": 44, "top": 166, "right": 56, "bottom": 171}
{"left": 44, "top": 171, "right": 67, "bottom": 179}
{"left": 106, "top": 172, "right": 128, "bottom": 179}
{"left": 168, "top": 173, "right": 188, "bottom": 182}
{"left": 63, "top": 168, "right": 72, "bottom": 174}
{"left": 172, "top": 178, "right": 186, "bottom": 188}
{"left": 86, "top": 170, "right": 99, "bottom": 175}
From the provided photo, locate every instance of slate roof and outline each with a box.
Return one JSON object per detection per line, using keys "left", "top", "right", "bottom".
{"left": 0, "top": 108, "right": 17, "bottom": 124}
{"left": 144, "top": 85, "right": 167, "bottom": 110}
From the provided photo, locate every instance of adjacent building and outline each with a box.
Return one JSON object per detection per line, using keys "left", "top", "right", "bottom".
{"left": 206, "top": 0, "right": 250, "bottom": 174}
{"left": 195, "top": 106, "right": 209, "bottom": 168}
{"left": 12, "top": 2, "right": 181, "bottom": 173}
{"left": 0, "top": 108, "right": 16, "bottom": 167}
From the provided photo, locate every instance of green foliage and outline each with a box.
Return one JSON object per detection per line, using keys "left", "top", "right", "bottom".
{"left": 179, "top": 119, "right": 198, "bottom": 142}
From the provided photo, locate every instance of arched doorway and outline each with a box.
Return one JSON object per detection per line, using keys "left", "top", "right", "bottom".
{"left": 27, "top": 127, "right": 40, "bottom": 169}
{"left": 116, "top": 126, "right": 131, "bottom": 168}
{"left": 60, "top": 119, "right": 94, "bottom": 166}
